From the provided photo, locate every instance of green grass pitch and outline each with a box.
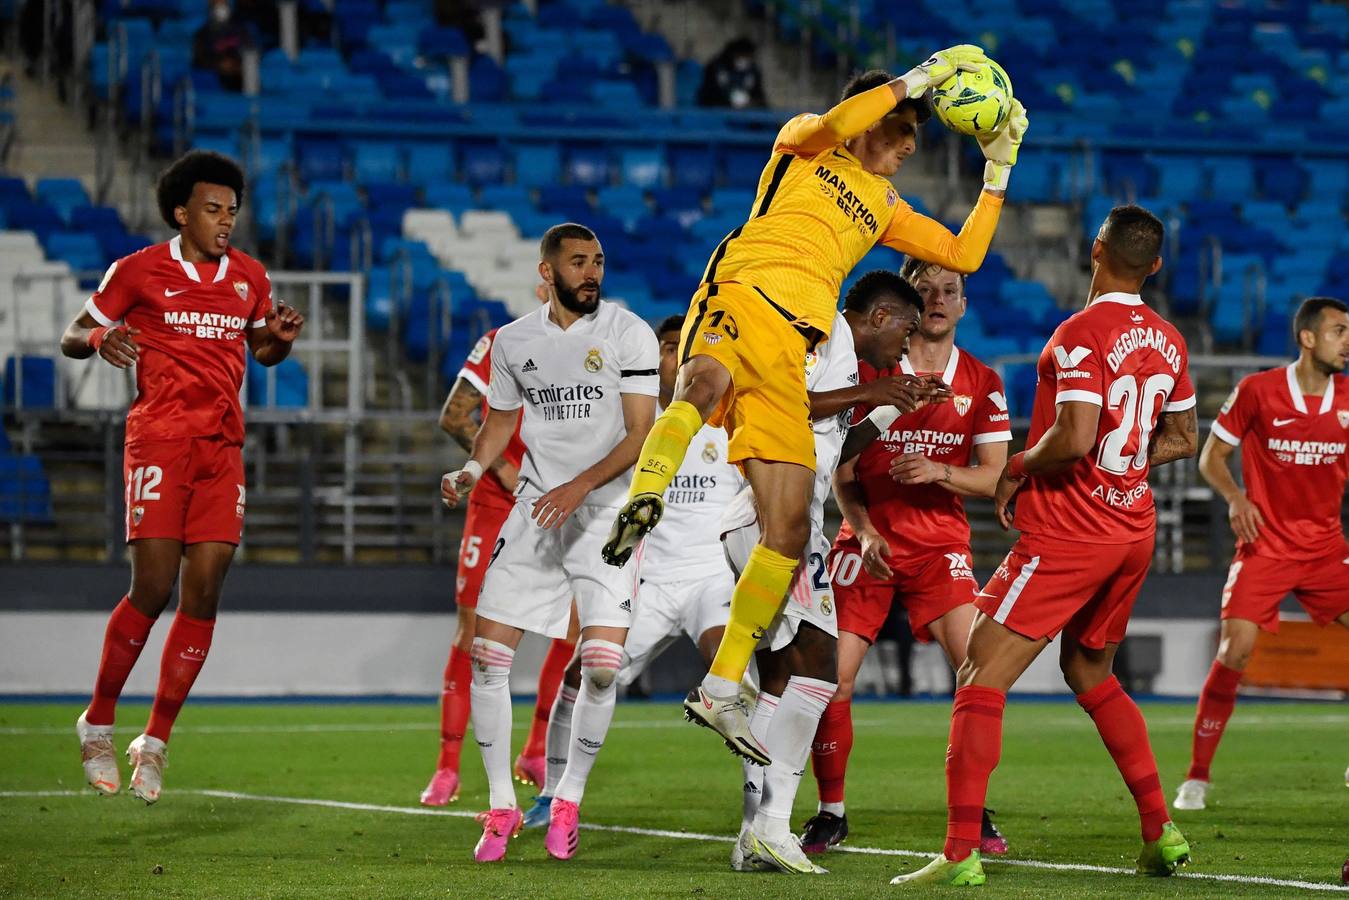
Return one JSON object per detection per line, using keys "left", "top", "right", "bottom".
{"left": 2, "top": 699, "right": 1346, "bottom": 898}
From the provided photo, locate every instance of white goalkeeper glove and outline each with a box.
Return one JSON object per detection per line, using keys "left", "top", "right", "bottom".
{"left": 978, "top": 99, "right": 1028, "bottom": 191}
{"left": 898, "top": 44, "right": 987, "bottom": 99}
{"left": 440, "top": 460, "right": 483, "bottom": 508}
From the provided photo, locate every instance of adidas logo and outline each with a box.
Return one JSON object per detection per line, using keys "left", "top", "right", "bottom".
{"left": 743, "top": 782, "right": 760, "bottom": 794}
{"left": 522, "top": 358, "right": 537, "bottom": 372}
{"left": 619, "top": 598, "right": 632, "bottom": 612}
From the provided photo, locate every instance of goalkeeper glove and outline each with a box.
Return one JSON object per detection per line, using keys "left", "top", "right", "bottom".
{"left": 898, "top": 44, "right": 987, "bottom": 99}
{"left": 978, "top": 99, "right": 1028, "bottom": 191}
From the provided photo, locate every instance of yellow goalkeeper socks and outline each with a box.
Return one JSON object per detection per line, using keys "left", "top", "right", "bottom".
{"left": 708, "top": 544, "right": 799, "bottom": 684}
{"left": 628, "top": 400, "right": 704, "bottom": 499}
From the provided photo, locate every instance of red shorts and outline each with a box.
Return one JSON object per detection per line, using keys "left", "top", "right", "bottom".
{"left": 975, "top": 532, "right": 1154, "bottom": 650}
{"left": 829, "top": 538, "right": 978, "bottom": 643}
{"left": 124, "top": 436, "right": 245, "bottom": 545}
{"left": 455, "top": 498, "right": 512, "bottom": 609}
{"left": 1221, "top": 544, "right": 1349, "bottom": 633}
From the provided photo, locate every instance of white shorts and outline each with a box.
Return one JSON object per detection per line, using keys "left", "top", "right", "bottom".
{"left": 617, "top": 568, "right": 735, "bottom": 686}
{"left": 476, "top": 499, "right": 639, "bottom": 639}
{"left": 722, "top": 516, "right": 838, "bottom": 654}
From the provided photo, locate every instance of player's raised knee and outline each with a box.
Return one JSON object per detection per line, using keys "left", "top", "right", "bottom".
{"left": 578, "top": 639, "right": 625, "bottom": 691}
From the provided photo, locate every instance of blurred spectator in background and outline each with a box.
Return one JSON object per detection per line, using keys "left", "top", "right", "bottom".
{"left": 193, "top": 0, "right": 253, "bottom": 92}
{"left": 435, "top": 0, "right": 486, "bottom": 47}
{"left": 697, "top": 37, "right": 767, "bottom": 109}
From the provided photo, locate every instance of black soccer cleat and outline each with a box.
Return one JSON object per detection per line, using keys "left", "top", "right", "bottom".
{"left": 799, "top": 811, "right": 849, "bottom": 856}
{"left": 980, "top": 807, "right": 1009, "bottom": 855}
{"left": 600, "top": 492, "right": 664, "bottom": 566}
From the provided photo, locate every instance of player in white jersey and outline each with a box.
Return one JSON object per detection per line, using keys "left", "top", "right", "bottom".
{"left": 722, "top": 273, "right": 930, "bottom": 874}
{"left": 517, "top": 314, "right": 745, "bottom": 829}
{"left": 440, "top": 223, "right": 659, "bottom": 864}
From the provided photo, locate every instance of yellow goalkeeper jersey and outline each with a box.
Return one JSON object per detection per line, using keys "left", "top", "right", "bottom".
{"left": 700, "top": 83, "right": 1003, "bottom": 335}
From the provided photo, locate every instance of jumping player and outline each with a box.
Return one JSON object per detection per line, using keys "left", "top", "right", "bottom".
{"left": 803, "top": 257, "right": 1012, "bottom": 856}
{"left": 66, "top": 150, "right": 303, "bottom": 803}
{"left": 603, "top": 51, "right": 1025, "bottom": 765}
{"left": 420, "top": 315, "right": 579, "bottom": 806}
{"left": 1174, "top": 296, "right": 1349, "bottom": 811}
{"left": 440, "top": 223, "right": 658, "bottom": 863}
{"left": 892, "top": 205, "right": 1199, "bottom": 886}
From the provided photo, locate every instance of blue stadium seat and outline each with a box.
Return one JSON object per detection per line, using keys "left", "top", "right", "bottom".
{"left": 0, "top": 453, "right": 52, "bottom": 522}
{"left": 514, "top": 143, "right": 562, "bottom": 189}
{"left": 247, "top": 356, "right": 310, "bottom": 408}
{"left": 566, "top": 145, "right": 612, "bottom": 188}
{"left": 3, "top": 356, "right": 56, "bottom": 409}
{"left": 459, "top": 141, "right": 507, "bottom": 185}
{"left": 351, "top": 141, "right": 403, "bottom": 183}
{"left": 405, "top": 143, "right": 456, "bottom": 184}
{"left": 616, "top": 146, "right": 665, "bottom": 189}
{"left": 43, "top": 231, "right": 106, "bottom": 272}
{"left": 668, "top": 145, "right": 716, "bottom": 192}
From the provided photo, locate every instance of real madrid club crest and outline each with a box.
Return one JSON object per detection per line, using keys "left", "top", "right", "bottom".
{"left": 821, "top": 595, "right": 833, "bottom": 616}
{"left": 233, "top": 280, "right": 249, "bottom": 302}
{"left": 584, "top": 348, "right": 603, "bottom": 373}
{"left": 953, "top": 394, "right": 972, "bottom": 416}
{"left": 702, "top": 442, "right": 718, "bottom": 464}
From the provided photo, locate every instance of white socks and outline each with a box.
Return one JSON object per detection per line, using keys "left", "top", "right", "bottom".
{"left": 543, "top": 683, "right": 578, "bottom": 796}
{"left": 554, "top": 639, "right": 624, "bottom": 805}
{"left": 753, "top": 676, "right": 835, "bottom": 839}
{"left": 469, "top": 637, "right": 517, "bottom": 810}
{"left": 701, "top": 672, "right": 740, "bottom": 697}
{"left": 741, "top": 691, "right": 779, "bottom": 828}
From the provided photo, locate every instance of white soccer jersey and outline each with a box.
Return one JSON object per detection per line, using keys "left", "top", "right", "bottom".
{"left": 804, "top": 312, "right": 858, "bottom": 531}
{"left": 640, "top": 415, "right": 744, "bottom": 585}
{"left": 488, "top": 301, "right": 659, "bottom": 508}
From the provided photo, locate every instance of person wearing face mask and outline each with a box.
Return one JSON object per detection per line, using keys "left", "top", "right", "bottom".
{"left": 697, "top": 37, "right": 768, "bottom": 110}
{"left": 192, "top": 0, "right": 253, "bottom": 92}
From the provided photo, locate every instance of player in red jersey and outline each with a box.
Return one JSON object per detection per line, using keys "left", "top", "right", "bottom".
{"left": 1174, "top": 296, "right": 1349, "bottom": 812}
{"left": 892, "top": 206, "right": 1200, "bottom": 886}
{"left": 420, "top": 312, "right": 581, "bottom": 806}
{"left": 60, "top": 151, "right": 304, "bottom": 803}
{"left": 801, "top": 257, "right": 1012, "bottom": 856}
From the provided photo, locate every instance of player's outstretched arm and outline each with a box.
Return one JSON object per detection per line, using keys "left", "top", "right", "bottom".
{"left": 248, "top": 300, "right": 305, "bottom": 366}
{"left": 993, "top": 400, "right": 1099, "bottom": 529}
{"left": 530, "top": 392, "right": 657, "bottom": 530}
{"left": 809, "top": 375, "right": 952, "bottom": 422}
{"left": 60, "top": 310, "right": 140, "bottom": 368}
{"left": 1197, "top": 429, "right": 1264, "bottom": 543}
{"left": 440, "top": 377, "right": 519, "bottom": 493}
{"left": 891, "top": 438, "right": 1008, "bottom": 498}
{"left": 441, "top": 405, "right": 521, "bottom": 508}
{"left": 833, "top": 457, "right": 893, "bottom": 579}
{"left": 1148, "top": 407, "right": 1198, "bottom": 467}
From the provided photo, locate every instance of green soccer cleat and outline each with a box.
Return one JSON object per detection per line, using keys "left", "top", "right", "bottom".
{"left": 601, "top": 493, "right": 663, "bottom": 566}
{"left": 889, "top": 850, "right": 986, "bottom": 886}
{"left": 1136, "top": 822, "right": 1190, "bottom": 876}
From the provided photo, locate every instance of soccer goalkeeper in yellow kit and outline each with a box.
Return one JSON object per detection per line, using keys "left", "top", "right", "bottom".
{"left": 602, "top": 45, "right": 1028, "bottom": 764}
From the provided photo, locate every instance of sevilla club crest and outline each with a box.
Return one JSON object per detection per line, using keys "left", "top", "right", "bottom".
{"left": 1338, "top": 409, "right": 1349, "bottom": 429}
{"left": 953, "top": 394, "right": 972, "bottom": 416}
{"left": 233, "top": 280, "right": 249, "bottom": 301}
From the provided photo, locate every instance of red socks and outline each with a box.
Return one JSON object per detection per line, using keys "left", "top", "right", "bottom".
{"left": 944, "top": 685, "right": 1006, "bottom": 861}
{"left": 522, "top": 638, "right": 575, "bottom": 759}
{"left": 86, "top": 597, "right": 157, "bottom": 726}
{"left": 437, "top": 645, "right": 473, "bottom": 770}
{"left": 812, "top": 698, "right": 853, "bottom": 805}
{"left": 145, "top": 613, "right": 215, "bottom": 742}
{"left": 1187, "top": 660, "right": 1242, "bottom": 782}
{"left": 1076, "top": 675, "right": 1168, "bottom": 842}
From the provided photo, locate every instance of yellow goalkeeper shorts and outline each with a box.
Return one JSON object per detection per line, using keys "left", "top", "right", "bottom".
{"left": 678, "top": 281, "right": 817, "bottom": 471}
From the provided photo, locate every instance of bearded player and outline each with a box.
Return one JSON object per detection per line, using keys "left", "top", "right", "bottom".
{"left": 892, "top": 205, "right": 1199, "bottom": 886}
{"left": 1173, "top": 296, "right": 1349, "bottom": 812}
{"left": 420, "top": 315, "right": 580, "bottom": 806}
{"left": 65, "top": 150, "right": 303, "bottom": 803}
{"left": 802, "top": 257, "right": 1012, "bottom": 856}
{"left": 604, "top": 51, "right": 1026, "bottom": 765}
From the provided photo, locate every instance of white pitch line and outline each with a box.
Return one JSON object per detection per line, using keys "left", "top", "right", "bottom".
{"left": 2, "top": 789, "right": 1345, "bottom": 893}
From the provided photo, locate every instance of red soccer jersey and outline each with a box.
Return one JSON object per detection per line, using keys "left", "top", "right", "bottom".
{"left": 1211, "top": 365, "right": 1349, "bottom": 561}
{"left": 458, "top": 329, "right": 526, "bottom": 509}
{"left": 839, "top": 346, "right": 1012, "bottom": 556}
{"left": 85, "top": 236, "right": 273, "bottom": 446}
{"left": 1013, "top": 292, "right": 1196, "bottom": 543}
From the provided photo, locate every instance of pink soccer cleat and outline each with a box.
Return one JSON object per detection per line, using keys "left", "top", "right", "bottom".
{"left": 980, "top": 808, "right": 1009, "bottom": 855}
{"left": 419, "top": 768, "right": 460, "bottom": 806}
{"left": 545, "top": 798, "right": 580, "bottom": 860}
{"left": 513, "top": 753, "right": 546, "bottom": 788}
{"left": 473, "top": 807, "right": 523, "bottom": 862}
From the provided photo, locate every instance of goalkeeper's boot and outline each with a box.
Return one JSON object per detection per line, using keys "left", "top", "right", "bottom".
{"left": 473, "top": 807, "right": 523, "bottom": 862}
{"left": 76, "top": 710, "right": 120, "bottom": 796}
{"left": 1136, "top": 821, "right": 1190, "bottom": 876}
{"left": 127, "top": 734, "right": 167, "bottom": 805}
{"left": 683, "top": 684, "right": 770, "bottom": 766}
{"left": 749, "top": 827, "right": 828, "bottom": 875}
{"left": 1172, "top": 779, "right": 1209, "bottom": 811}
{"left": 513, "top": 753, "right": 545, "bottom": 788}
{"left": 601, "top": 493, "right": 663, "bottom": 566}
{"left": 890, "top": 850, "right": 986, "bottom": 886}
{"left": 980, "top": 807, "right": 1009, "bottom": 855}
{"left": 522, "top": 794, "right": 552, "bottom": 829}
{"left": 799, "top": 811, "right": 848, "bottom": 855}
{"left": 419, "top": 768, "right": 460, "bottom": 806}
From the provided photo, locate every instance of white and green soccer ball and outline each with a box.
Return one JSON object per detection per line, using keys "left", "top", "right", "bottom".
{"left": 929, "top": 58, "right": 1014, "bottom": 137}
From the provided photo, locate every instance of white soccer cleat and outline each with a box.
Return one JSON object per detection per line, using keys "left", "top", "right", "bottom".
{"left": 748, "top": 828, "right": 828, "bottom": 875}
{"left": 683, "top": 686, "right": 770, "bottom": 766}
{"left": 75, "top": 711, "right": 120, "bottom": 796}
{"left": 731, "top": 825, "right": 770, "bottom": 872}
{"left": 1172, "top": 779, "right": 1209, "bottom": 811}
{"left": 127, "top": 734, "right": 167, "bottom": 805}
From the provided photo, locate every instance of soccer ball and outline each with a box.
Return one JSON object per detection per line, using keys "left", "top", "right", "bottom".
{"left": 929, "top": 58, "right": 1014, "bottom": 136}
